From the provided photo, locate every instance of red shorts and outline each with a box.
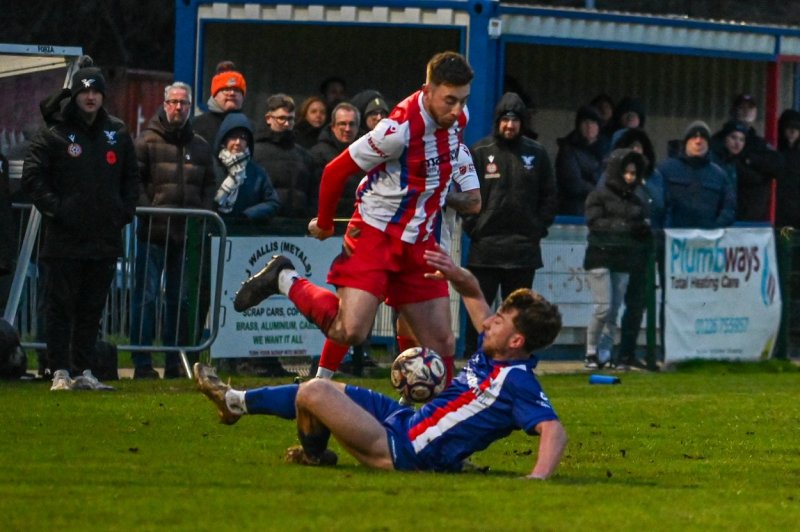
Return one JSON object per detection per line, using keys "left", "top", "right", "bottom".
{"left": 326, "top": 215, "right": 449, "bottom": 307}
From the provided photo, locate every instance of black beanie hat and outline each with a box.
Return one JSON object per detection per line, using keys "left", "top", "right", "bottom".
{"left": 575, "top": 105, "right": 601, "bottom": 128}
{"left": 683, "top": 120, "right": 711, "bottom": 143}
{"left": 70, "top": 67, "right": 106, "bottom": 98}
{"left": 719, "top": 119, "right": 749, "bottom": 138}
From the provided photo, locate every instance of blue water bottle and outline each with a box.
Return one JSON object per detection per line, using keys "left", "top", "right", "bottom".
{"left": 589, "top": 374, "right": 621, "bottom": 385}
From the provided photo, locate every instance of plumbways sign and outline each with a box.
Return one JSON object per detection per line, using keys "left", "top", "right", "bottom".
{"left": 664, "top": 227, "right": 781, "bottom": 363}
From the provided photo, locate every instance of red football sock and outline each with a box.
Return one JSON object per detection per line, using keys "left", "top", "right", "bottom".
{"left": 287, "top": 278, "right": 339, "bottom": 335}
{"left": 318, "top": 339, "right": 349, "bottom": 372}
{"left": 442, "top": 355, "right": 455, "bottom": 386}
{"left": 396, "top": 335, "right": 417, "bottom": 353}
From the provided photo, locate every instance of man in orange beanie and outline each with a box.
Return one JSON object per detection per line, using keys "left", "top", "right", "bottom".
{"left": 193, "top": 60, "right": 247, "bottom": 145}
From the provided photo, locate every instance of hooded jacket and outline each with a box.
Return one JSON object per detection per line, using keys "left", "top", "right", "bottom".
{"left": 555, "top": 107, "right": 609, "bottom": 215}
{"left": 22, "top": 90, "right": 139, "bottom": 259}
{"left": 776, "top": 109, "right": 800, "bottom": 227}
{"left": 252, "top": 123, "right": 318, "bottom": 218}
{"left": 464, "top": 92, "right": 557, "bottom": 269}
{"left": 135, "top": 107, "right": 216, "bottom": 245}
{"left": 213, "top": 113, "right": 280, "bottom": 222}
{"left": 583, "top": 149, "right": 651, "bottom": 272}
{"left": 710, "top": 120, "right": 782, "bottom": 222}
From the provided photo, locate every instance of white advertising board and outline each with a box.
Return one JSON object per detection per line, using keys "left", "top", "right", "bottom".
{"left": 211, "top": 236, "right": 342, "bottom": 359}
{"left": 664, "top": 227, "right": 781, "bottom": 362}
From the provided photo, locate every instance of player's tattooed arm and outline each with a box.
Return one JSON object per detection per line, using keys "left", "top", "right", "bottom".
{"left": 445, "top": 189, "right": 481, "bottom": 215}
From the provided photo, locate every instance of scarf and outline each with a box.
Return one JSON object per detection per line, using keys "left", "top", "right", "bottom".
{"left": 215, "top": 148, "right": 250, "bottom": 213}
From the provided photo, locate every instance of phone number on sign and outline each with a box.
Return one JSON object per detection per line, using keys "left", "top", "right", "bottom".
{"left": 694, "top": 317, "right": 749, "bottom": 335}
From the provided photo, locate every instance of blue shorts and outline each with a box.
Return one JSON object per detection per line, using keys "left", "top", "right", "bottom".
{"left": 344, "top": 384, "right": 423, "bottom": 471}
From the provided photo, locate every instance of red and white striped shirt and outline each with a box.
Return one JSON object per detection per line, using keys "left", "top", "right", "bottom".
{"left": 348, "top": 90, "right": 475, "bottom": 244}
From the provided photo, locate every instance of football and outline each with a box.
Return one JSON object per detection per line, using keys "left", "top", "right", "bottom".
{"left": 390, "top": 347, "right": 447, "bottom": 403}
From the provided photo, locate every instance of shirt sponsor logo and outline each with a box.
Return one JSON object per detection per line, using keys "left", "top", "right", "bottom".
{"left": 366, "top": 136, "right": 389, "bottom": 158}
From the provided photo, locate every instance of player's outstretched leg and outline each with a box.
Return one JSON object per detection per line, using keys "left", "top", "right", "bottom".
{"left": 193, "top": 363, "right": 245, "bottom": 425}
{"left": 233, "top": 255, "right": 294, "bottom": 312}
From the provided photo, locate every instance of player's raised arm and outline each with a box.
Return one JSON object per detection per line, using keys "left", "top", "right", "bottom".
{"left": 527, "top": 420, "right": 568, "bottom": 480}
{"left": 423, "top": 245, "right": 491, "bottom": 330}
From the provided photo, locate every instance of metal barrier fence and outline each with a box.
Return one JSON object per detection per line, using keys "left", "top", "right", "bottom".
{"left": 5, "top": 205, "right": 227, "bottom": 377}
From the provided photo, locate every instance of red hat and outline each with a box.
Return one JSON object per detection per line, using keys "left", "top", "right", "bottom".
{"left": 211, "top": 71, "right": 246, "bottom": 97}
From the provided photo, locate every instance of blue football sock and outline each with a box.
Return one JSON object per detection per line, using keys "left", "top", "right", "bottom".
{"left": 244, "top": 384, "right": 298, "bottom": 419}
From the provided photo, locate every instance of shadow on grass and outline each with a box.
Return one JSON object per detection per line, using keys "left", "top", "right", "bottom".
{"left": 670, "top": 358, "right": 800, "bottom": 374}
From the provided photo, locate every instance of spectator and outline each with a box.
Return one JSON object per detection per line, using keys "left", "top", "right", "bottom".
{"left": 776, "top": 109, "right": 800, "bottom": 355}
{"left": 710, "top": 119, "right": 748, "bottom": 198}
{"left": 350, "top": 90, "right": 389, "bottom": 136}
{"left": 610, "top": 96, "right": 646, "bottom": 135}
{"left": 607, "top": 128, "right": 658, "bottom": 369}
{"left": 583, "top": 149, "right": 651, "bottom": 369}
{"left": 193, "top": 61, "right": 247, "bottom": 145}
{"left": 294, "top": 96, "right": 327, "bottom": 150}
{"left": 776, "top": 109, "right": 800, "bottom": 228}
{"left": 22, "top": 64, "right": 138, "bottom": 390}
{"left": 462, "top": 92, "right": 557, "bottom": 358}
{"left": 717, "top": 94, "right": 782, "bottom": 222}
{"left": 319, "top": 76, "right": 347, "bottom": 120}
{"left": 555, "top": 105, "right": 607, "bottom": 215}
{"left": 590, "top": 93, "right": 616, "bottom": 140}
{"left": 310, "top": 102, "right": 361, "bottom": 218}
{"left": 252, "top": 94, "right": 318, "bottom": 219}
{"left": 656, "top": 121, "right": 735, "bottom": 229}
{"left": 130, "top": 82, "right": 217, "bottom": 379}
{"left": 213, "top": 113, "right": 280, "bottom": 225}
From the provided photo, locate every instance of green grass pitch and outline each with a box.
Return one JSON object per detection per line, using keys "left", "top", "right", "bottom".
{"left": 1, "top": 361, "right": 798, "bottom": 530}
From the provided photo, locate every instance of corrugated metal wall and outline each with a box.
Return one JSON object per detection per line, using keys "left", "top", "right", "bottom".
{"left": 504, "top": 43, "right": 795, "bottom": 159}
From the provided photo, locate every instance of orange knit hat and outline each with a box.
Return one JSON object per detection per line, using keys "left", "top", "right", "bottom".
{"left": 211, "top": 70, "right": 246, "bottom": 97}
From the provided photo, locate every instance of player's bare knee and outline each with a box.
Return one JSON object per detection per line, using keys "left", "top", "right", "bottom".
{"left": 296, "top": 378, "right": 335, "bottom": 410}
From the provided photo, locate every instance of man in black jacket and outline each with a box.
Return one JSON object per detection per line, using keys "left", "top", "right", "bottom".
{"left": 462, "top": 92, "right": 557, "bottom": 358}
{"left": 252, "top": 94, "right": 318, "bottom": 219}
{"left": 22, "top": 66, "right": 139, "bottom": 390}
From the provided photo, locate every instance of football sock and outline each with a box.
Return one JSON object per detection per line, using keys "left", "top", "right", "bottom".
{"left": 225, "top": 389, "right": 248, "bottom": 415}
{"left": 442, "top": 355, "right": 455, "bottom": 385}
{"left": 298, "top": 428, "right": 331, "bottom": 458}
{"left": 278, "top": 269, "right": 300, "bottom": 295}
{"left": 244, "top": 384, "right": 299, "bottom": 419}
{"left": 315, "top": 367, "right": 335, "bottom": 379}
{"left": 317, "top": 339, "right": 349, "bottom": 376}
{"left": 288, "top": 278, "right": 340, "bottom": 334}
{"left": 396, "top": 335, "right": 417, "bottom": 352}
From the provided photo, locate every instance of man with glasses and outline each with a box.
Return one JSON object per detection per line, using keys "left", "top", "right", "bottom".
{"left": 310, "top": 102, "right": 361, "bottom": 218}
{"left": 130, "top": 81, "right": 216, "bottom": 379}
{"left": 253, "top": 93, "right": 318, "bottom": 219}
{"left": 193, "top": 61, "right": 247, "bottom": 147}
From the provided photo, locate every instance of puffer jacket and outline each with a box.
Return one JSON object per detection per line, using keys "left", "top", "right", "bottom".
{"left": 555, "top": 130, "right": 607, "bottom": 215}
{"left": 583, "top": 149, "right": 651, "bottom": 272}
{"left": 465, "top": 92, "right": 557, "bottom": 269}
{"left": 252, "top": 125, "right": 318, "bottom": 218}
{"left": 135, "top": 108, "right": 216, "bottom": 245}
{"left": 22, "top": 93, "right": 139, "bottom": 259}
{"left": 655, "top": 151, "right": 736, "bottom": 229}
